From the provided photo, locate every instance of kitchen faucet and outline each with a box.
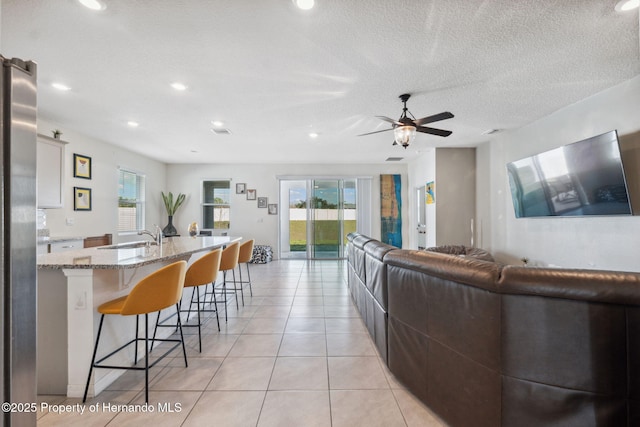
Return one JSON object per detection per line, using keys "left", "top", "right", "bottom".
{"left": 137, "top": 225, "right": 163, "bottom": 248}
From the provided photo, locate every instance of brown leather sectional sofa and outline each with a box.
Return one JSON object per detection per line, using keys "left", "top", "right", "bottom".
{"left": 346, "top": 232, "right": 640, "bottom": 427}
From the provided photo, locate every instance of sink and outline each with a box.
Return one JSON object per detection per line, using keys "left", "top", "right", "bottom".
{"left": 98, "top": 241, "right": 157, "bottom": 250}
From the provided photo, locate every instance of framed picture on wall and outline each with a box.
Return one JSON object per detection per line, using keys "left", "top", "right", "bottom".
{"left": 258, "top": 197, "right": 268, "bottom": 208}
{"left": 74, "top": 187, "right": 92, "bottom": 211}
{"left": 426, "top": 181, "right": 435, "bottom": 204}
{"left": 73, "top": 154, "right": 92, "bottom": 179}
{"left": 236, "top": 183, "right": 246, "bottom": 194}
{"left": 246, "top": 189, "right": 256, "bottom": 200}
{"left": 268, "top": 204, "right": 278, "bottom": 215}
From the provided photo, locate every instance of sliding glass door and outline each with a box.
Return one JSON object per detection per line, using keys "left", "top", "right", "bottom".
{"left": 311, "top": 180, "right": 341, "bottom": 259}
{"left": 280, "top": 180, "right": 308, "bottom": 259}
{"left": 280, "top": 178, "right": 357, "bottom": 259}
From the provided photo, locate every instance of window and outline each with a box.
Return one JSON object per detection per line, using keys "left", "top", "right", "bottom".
{"left": 202, "top": 180, "right": 230, "bottom": 230}
{"left": 118, "top": 169, "right": 145, "bottom": 232}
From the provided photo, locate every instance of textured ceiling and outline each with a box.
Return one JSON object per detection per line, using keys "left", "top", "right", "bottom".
{"left": 1, "top": 0, "right": 639, "bottom": 164}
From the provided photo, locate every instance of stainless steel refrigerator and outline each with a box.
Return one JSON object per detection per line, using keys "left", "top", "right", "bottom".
{"left": 1, "top": 56, "right": 38, "bottom": 426}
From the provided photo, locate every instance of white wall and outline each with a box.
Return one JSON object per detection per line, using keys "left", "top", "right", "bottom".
{"left": 166, "top": 163, "right": 408, "bottom": 256}
{"left": 478, "top": 75, "right": 640, "bottom": 271}
{"left": 38, "top": 119, "right": 167, "bottom": 243}
{"left": 407, "top": 149, "right": 435, "bottom": 249}
{"left": 407, "top": 148, "right": 476, "bottom": 249}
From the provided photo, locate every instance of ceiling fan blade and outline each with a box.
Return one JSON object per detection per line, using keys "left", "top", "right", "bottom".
{"left": 376, "top": 116, "right": 403, "bottom": 126}
{"left": 416, "top": 126, "right": 452, "bottom": 137}
{"left": 357, "top": 128, "right": 394, "bottom": 137}
{"left": 414, "top": 112, "right": 454, "bottom": 126}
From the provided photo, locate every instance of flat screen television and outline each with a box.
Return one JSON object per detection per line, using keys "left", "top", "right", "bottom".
{"left": 506, "top": 130, "right": 632, "bottom": 218}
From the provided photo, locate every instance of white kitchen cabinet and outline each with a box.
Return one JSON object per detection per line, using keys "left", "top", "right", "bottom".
{"left": 37, "top": 134, "right": 67, "bottom": 208}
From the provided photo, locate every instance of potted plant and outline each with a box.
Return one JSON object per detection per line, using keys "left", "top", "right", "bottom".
{"left": 161, "top": 191, "right": 186, "bottom": 236}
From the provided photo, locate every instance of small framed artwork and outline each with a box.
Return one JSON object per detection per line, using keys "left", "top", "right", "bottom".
{"left": 257, "top": 197, "right": 268, "bottom": 208}
{"left": 73, "top": 154, "right": 92, "bottom": 179}
{"left": 236, "top": 183, "right": 246, "bottom": 194}
{"left": 74, "top": 187, "right": 92, "bottom": 211}
{"left": 268, "top": 204, "right": 278, "bottom": 215}
{"left": 246, "top": 189, "right": 256, "bottom": 200}
{"left": 426, "top": 181, "right": 435, "bottom": 204}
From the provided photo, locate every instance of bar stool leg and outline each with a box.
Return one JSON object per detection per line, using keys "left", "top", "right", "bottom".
{"left": 223, "top": 271, "right": 239, "bottom": 310}
{"left": 206, "top": 281, "right": 226, "bottom": 323}
{"left": 234, "top": 268, "right": 244, "bottom": 306}
{"left": 144, "top": 314, "right": 149, "bottom": 403}
{"left": 245, "top": 262, "right": 253, "bottom": 296}
{"left": 150, "top": 311, "right": 161, "bottom": 352}
{"left": 176, "top": 303, "right": 188, "bottom": 367}
{"left": 83, "top": 314, "right": 105, "bottom": 403}
{"left": 211, "top": 284, "right": 221, "bottom": 331}
{"left": 238, "top": 262, "right": 253, "bottom": 297}
{"left": 134, "top": 315, "right": 139, "bottom": 363}
{"left": 222, "top": 280, "right": 229, "bottom": 322}
{"left": 195, "top": 289, "right": 202, "bottom": 353}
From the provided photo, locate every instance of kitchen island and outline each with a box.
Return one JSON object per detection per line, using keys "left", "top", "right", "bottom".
{"left": 37, "top": 236, "right": 241, "bottom": 398}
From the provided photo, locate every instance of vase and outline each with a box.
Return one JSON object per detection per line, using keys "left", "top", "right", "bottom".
{"left": 188, "top": 222, "right": 199, "bottom": 237}
{"left": 163, "top": 215, "right": 178, "bottom": 236}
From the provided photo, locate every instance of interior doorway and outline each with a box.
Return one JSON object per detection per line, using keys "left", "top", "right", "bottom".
{"left": 279, "top": 178, "right": 357, "bottom": 259}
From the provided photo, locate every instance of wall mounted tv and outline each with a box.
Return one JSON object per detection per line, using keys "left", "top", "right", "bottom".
{"left": 506, "top": 130, "right": 632, "bottom": 218}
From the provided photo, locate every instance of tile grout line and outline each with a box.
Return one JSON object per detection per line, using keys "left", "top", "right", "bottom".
{"left": 253, "top": 260, "right": 305, "bottom": 427}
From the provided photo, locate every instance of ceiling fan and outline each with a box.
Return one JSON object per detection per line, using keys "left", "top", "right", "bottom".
{"left": 358, "top": 93, "right": 454, "bottom": 148}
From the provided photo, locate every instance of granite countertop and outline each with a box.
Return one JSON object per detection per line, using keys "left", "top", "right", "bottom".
{"left": 37, "top": 236, "right": 241, "bottom": 270}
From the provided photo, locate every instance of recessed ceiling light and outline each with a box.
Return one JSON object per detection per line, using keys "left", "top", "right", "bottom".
{"left": 127, "top": 121, "right": 139, "bottom": 127}
{"left": 211, "top": 120, "right": 225, "bottom": 127}
{"left": 309, "top": 132, "right": 319, "bottom": 138}
{"left": 51, "top": 82, "right": 71, "bottom": 91}
{"left": 293, "top": 0, "right": 315, "bottom": 10}
{"left": 615, "top": 0, "right": 639, "bottom": 11}
{"left": 171, "top": 82, "right": 188, "bottom": 91}
{"left": 78, "top": 0, "right": 106, "bottom": 11}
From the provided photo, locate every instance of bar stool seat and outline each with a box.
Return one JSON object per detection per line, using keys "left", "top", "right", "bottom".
{"left": 237, "top": 239, "right": 255, "bottom": 297}
{"left": 153, "top": 248, "right": 222, "bottom": 353}
{"left": 82, "top": 260, "right": 188, "bottom": 403}
{"left": 97, "top": 295, "right": 128, "bottom": 314}
{"left": 216, "top": 242, "right": 241, "bottom": 321}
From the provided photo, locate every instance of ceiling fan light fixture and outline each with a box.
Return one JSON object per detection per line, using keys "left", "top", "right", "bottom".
{"left": 394, "top": 125, "right": 416, "bottom": 148}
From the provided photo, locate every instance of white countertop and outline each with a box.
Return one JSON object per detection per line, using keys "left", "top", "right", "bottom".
{"left": 37, "top": 236, "right": 241, "bottom": 270}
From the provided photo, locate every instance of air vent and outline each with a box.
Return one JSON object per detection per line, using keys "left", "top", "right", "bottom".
{"left": 210, "top": 128, "right": 232, "bottom": 135}
{"left": 386, "top": 157, "right": 403, "bottom": 162}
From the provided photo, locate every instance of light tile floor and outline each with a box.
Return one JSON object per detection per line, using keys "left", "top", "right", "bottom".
{"left": 37, "top": 260, "right": 445, "bottom": 426}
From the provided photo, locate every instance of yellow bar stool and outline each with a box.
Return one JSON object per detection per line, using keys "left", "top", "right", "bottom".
{"left": 237, "top": 239, "right": 255, "bottom": 297}
{"left": 82, "top": 260, "right": 188, "bottom": 404}
{"left": 218, "top": 241, "right": 241, "bottom": 321}
{"left": 152, "top": 249, "right": 222, "bottom": 353}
